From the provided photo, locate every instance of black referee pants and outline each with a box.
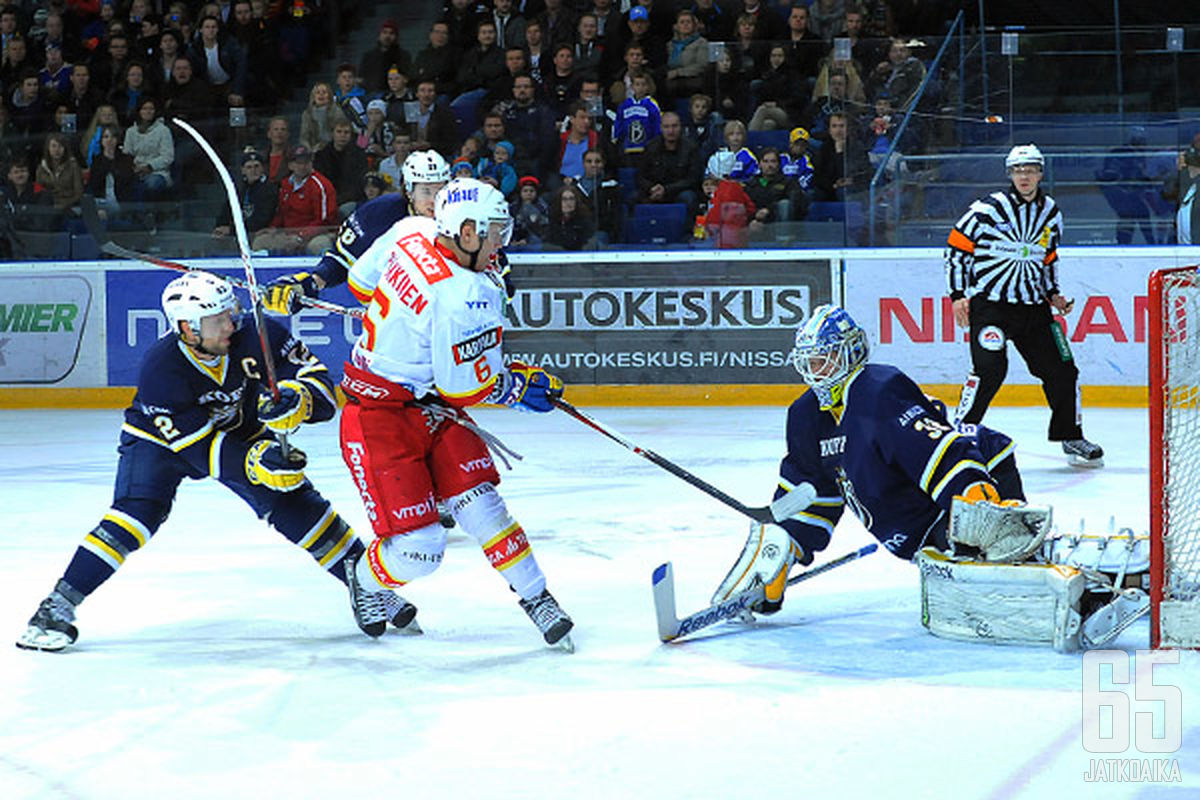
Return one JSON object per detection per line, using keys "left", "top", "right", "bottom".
{"left": 960, "top": 297, "right": 1083, "bottom": 441}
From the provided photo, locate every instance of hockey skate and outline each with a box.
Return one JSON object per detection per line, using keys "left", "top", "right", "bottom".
{"left": 519, "top": 589, "right": 574, "bottom": 651}
{"left": 1080, "top": 588, "right": 1150, "bottom": 648}
{"left": 1062, "top": 438, "right": 1104, "bottom": 468}
{"left": 381, "top": 589, "right": 422, "bottom": 635}
{"left": 16, "top": 592, "right": 79, "bottom": 652}
{"left": 344, "top": 551, "right": 390, "bottom": 637}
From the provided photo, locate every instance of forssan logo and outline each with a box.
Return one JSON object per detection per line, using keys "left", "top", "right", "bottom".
{"left": 344, "top": 441, "right": 379, "bottom": 522}
{"left": 397, "top": 233, "right": 452, "bottom": 283}
{"left": 878, "top": 296, "right": 1151, "bottom": 344}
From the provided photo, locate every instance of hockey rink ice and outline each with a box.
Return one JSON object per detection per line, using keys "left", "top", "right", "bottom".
{"left": 2, "top": 403, "right": 1198, "bottom": 799}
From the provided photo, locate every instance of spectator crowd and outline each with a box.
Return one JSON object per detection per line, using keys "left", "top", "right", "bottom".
{"left": 3, "top": 1, "right": 1191, "bottom": 255}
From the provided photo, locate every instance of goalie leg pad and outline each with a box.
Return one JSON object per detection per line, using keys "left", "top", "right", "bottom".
{"left": 1042, "top": 531, "right": 1150, "bottom": 585}
{"left": 712, "top": 524, "right": 802, "bottom": 614}
{"left": 916, "top": 548, "right": 1086, "bottom": 652}
{"left": 948, "top": 497, "right": 1052, "bottom": 562}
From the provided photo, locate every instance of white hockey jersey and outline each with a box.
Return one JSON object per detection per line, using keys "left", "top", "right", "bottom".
{"left": 347, "top": 215, "right": 508, "bottom": 406}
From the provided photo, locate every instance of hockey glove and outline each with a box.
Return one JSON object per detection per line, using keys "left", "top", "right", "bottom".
{"left": 245, "top": 440, "right": 308, "bottom": 491}
{"left": 491, "top": 362, "right": 564, "bottom": 413}
{"left": 262, "top": 272, "right": 320, "bottom": 315}
{"left": 258, "top": 379, "right": 313, "bottom": 434}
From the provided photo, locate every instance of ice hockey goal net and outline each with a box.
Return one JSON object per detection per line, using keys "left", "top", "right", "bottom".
{"left": 1149, "top": 265, "right": 1200, "bottom": 648}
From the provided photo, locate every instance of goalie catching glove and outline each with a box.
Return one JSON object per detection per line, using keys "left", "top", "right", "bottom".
{"left": 712, "top": 523, "right": 811, "bottom": 615}
{"left": 489, "top": 362, "right": 564, "bottom": 413}
{"left": 245, "top": 440, "right": 308, "bottom": 491}
{"left": 948, "top": 481, "right": 1051, "bottom": 562}
{"left": 258, "top": 379, "right": 313, "bottom": 434}
{"left": 262, "top": 272, "right": 320, "bottom": 315}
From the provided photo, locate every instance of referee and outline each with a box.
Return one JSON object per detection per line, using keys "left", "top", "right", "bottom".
{"left": 945, "top": 143, "right": 1104, "bottom": 467}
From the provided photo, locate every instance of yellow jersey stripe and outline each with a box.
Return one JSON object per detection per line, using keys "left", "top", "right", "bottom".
{"left": 794, "top": 510, "right": 836, "bottom": 535}
{"left": 318, "top": 527, "right": 356, "bottom": 567}
{"left": 931, "top": 459, "right": 988, "bottom": 502}
{"left": 919, "top": 431, "right": 963, "bottom": 494}
{"left": 83, "top": 533, "right": 125, "bottom": 567}
{"left": 102, "top": 509, "right": 150, "bottom": 548}
{"left": 482, "top": 521, "right": 522, "bottom": 551}
{"left": 298, "top": 510, "right": 336, "bottom": 551}
{"left": 986, "top": 440, "right": 1016, "bottom": 472}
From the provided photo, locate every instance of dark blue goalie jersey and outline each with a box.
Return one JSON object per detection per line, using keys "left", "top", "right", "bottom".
{"left": 312, "top": 193, "right": 410, "bottom": 288}
{"left": 121, "top": 318, "right": 338, "bottom": 475}
{"left": 776, "top": 364, "right": 1022, "bottom": 560}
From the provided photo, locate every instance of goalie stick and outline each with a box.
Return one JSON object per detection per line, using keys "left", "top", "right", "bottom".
{"left": 551, "top": 398, "right": 815, "bottom": 524}
{"left": 651, "top": 543, "right": 879, "bottom": 642}
{"left": 78, "top": 196, "right": 363, "bottom": 319}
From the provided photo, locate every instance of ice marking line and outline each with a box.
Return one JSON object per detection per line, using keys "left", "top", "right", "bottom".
{"left": 983, "top": 720, "right": 1077, "bottom": 800}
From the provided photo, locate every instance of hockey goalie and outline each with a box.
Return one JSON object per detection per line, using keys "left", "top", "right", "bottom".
{"left": 713, "top": 304, "right": 1148, "bottom": 651}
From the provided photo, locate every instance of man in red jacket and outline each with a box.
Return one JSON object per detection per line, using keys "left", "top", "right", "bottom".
{"left": 251, "top": 145, "right": 338, "bottom": 255}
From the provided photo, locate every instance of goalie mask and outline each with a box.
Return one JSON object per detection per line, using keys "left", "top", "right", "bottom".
{"left": 790, "top": 304, "right": 869, "bottom": 408}
{"left": 161, "top": 272, "right": 243, "bottom": 338}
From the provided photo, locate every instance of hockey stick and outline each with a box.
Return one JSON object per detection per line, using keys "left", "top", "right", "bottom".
{"left": 172, "top": 117, "right": 282, "bottom": 403}
{"left": 551, "top": 398, "right": 815, "bottom": 524}
{"left": 651, "top": 542, "right": 879, "bottom": 642}
{"left": 79, "top": 196, "right": 364, "bottom": 319}
{"left": 952, "top": 373, "right": 979, "bottom": 427}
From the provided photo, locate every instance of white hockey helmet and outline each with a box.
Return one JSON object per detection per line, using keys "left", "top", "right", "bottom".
{"left": 401, "top": 149, "right": 450, "bottom": 195}
{"left": 1005, "top": 143, "right": 1044, "bottom": 170}
{"left": 790, "top": 304, "right": 869, "bottom": 408}
{"left": 705, "top": 149, "right": 736, "bottom": 180}
{"left": 161, "top": 272, "right": 241, "bottom": 336}
{"left": 435, "top": 177, "right": 512, "bottom": 247}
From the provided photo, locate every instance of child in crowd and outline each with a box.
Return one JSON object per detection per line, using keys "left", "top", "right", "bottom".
{"left": 510, "top": 175, "right": 549, "bottom": 247}
{"left": 702, "top": 149, "right": 756, "bottom": 249}
{"left": 781, "top": 126, "right": 816, "bottom": 194}
{"left": 683, "top": 92, "right": 725, "bottom": 161}
{"left": 722, "top": 119, "right": 759, "bottom": 181}
{"left": 478, "top": 140, "right": 518, "bottom": 197}
{"left": 377, "top": 131, "right": 413, "bottom": 190}
{"left": 613, "top": 70, "right": 661, "bottom": 169}
{"left": 451, "top": 156, "right": 476, "bottom": 179}
{"left": 362, "top": 171, "right": 389, "bottom": 201}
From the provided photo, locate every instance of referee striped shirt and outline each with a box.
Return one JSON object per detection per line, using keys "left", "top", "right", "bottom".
{"left": 945, "top": 186, "right": 1063, "bottom": 305}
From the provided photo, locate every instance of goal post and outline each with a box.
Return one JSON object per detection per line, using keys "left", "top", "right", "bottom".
{"left": 1148, "top": 265, "right": 1200, "bottom": 648}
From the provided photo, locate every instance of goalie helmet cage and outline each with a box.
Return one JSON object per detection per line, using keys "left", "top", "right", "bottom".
{"left": 1149, "top": 265, "right": 1200, "bottom": 649}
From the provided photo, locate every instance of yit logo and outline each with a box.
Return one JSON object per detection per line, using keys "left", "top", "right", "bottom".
{"left": 466, "top": 300, "right": 489, "bottom": 310}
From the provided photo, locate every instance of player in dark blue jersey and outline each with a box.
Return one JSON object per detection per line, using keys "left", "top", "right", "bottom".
{"left": 712, "top": 305, "right": 1150, "bottom": 649}
{"left": 713, "top": 304, "right": 1031, "bottom": 612}
{"left": 16, "top": 273, "right": 417, "bottom": 652}
{"left": 261, "top": 150, "right": 450, "bottom": 315}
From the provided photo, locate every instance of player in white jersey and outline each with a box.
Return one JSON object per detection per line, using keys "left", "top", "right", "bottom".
{"left": 337, "top": 177, "right": 574, "bottom": 649}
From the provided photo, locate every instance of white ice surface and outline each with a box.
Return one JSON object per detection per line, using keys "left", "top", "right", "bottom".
{"left": 2, "top": 404, "right": 1198, "bottom": 799}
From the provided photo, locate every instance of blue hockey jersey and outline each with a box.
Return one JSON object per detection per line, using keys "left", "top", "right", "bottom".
{"left": 312, "top": 193, "right": 411, "bottom": 288}
{"left": 121, "top": 318, "right": 338, "bottom": 476}
{"left": 614, "top": 95, "right": 662, "bottom": 155}
{"left": 776, "top": 363, "right": 1021, "bottom": 560}
{"left": 781, "top": 152, "right": 814, "bottom": 191}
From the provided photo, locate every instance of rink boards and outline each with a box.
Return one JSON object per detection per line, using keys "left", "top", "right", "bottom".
{"left": 2, "top": 246, "right": 1199, "bottom": 408}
